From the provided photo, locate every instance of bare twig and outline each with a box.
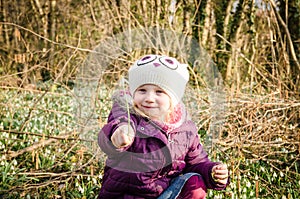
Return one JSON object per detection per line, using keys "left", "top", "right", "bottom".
{"left": 0, "top": 22, "right": 95, "bottom": 53}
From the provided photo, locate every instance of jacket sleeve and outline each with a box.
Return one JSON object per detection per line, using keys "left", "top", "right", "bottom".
{"left": 98, "top": 102, "right": 137, "bottom": 156}
{"left": 183, "top": 130, "right": 228, "bottom": 190}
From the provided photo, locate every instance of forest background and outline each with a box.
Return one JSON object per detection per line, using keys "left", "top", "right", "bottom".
{"left": 0, "top": 0, "right": 299, "bottom": 198}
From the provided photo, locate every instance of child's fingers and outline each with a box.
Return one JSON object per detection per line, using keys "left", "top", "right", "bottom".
{"left": 120, "top": 125, "right": 135, "bottom": 138}
{"left": 111, "top": 125, "right": 135, "bottom": 148}
{"left": 118, "top": 125, "right": 135, "bottom": 144}
{"left": 213, "top": 170, "right": 228, "bottom": 179}
{"left": 111, "top": 128, "right": 127, "bottom": 148}
{"left": 214, "top": 164, "right": 227, "bottom": 171}
{"left": 212, "top": 164, "right": 229, "bottom": 184}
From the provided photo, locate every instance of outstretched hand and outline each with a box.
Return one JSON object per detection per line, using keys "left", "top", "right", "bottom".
{"left": 211, "top": 164, "right": 229, "bottom": 185}
{"left": 111, "top": 125, "right": 135, "bottom": 148}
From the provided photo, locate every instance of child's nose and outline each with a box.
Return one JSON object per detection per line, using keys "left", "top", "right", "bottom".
{"left": 145, "top": 92, "right": 155, "bottom": 102}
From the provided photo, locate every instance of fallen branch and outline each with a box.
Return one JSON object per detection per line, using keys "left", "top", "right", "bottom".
{"left": 6, "top": 137, "right": 57, "bottom": 159}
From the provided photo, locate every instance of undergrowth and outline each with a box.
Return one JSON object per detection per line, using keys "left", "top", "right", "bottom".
{"left": 0, "top": 85, "right": 299, "bottom": 199}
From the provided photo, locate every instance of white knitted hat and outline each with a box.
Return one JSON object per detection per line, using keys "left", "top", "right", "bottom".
{"left": 128, "top": 54, "right": 189, "bottom": 105}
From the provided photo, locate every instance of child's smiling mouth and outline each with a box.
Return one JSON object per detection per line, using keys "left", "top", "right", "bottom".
{"left": 142, "top": 105, "right": 156, "bottom": 109}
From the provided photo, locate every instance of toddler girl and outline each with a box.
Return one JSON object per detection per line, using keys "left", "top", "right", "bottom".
{"left": 98, "top": 54, "right": 229, "bottom": 199}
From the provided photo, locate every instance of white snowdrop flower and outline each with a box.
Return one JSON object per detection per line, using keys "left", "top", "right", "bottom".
{"left": 243, "top": 187, "right": 247, "bottom": 193}
{"left": 280, "top": 171, "right": 284, "bottom": 177}
{"left": 45, "top": 149, "right": 51, "bottom": 155}
{"left": 98, "top": 174, "right": 103, "bottom": 179}
{"left": 12, "top": 159, "right": 18, "bottom": 166}
{"left": 242, "top": 193, "right": 247, "bottom": 199}
{"left": 0, "top": 142, "right": 4, "bottom": 149}
{"left": 275, "top": 137, "right": 282, "bottom": 142}
{"left": 78, "top": 185, "right": 84, "bottom": 194}
{"left": 286, "top": 167, "right": 289, "bottom": 172}
{"left": 246, "top": 180, "right": 251, "bottom": 188}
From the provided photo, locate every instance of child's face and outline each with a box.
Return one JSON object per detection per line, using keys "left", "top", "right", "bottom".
{"left": 133, "top": 84, "right": 171, "bottom": 121}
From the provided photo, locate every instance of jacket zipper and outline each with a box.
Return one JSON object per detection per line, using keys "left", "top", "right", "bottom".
{"left": 167, "top": 133, "right": 174, "bottom": 143}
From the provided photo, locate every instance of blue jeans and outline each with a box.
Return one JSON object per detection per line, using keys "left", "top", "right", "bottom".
{"left": 157, "top": 173, "right": 202, "bottom": 199}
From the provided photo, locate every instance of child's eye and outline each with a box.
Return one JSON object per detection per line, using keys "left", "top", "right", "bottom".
{"left": 137, "top": 88, "right": 146, "bottom": 92}
{"left": 156, "top": 90, "right": 164, "bottom": 94}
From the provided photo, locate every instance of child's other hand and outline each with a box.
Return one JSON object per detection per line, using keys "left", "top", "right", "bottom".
{"left": 211, "top": 164, "right": 229, "bottom": 185}
{"left": 111, "top": 125, "right": 135, "bottom": 148}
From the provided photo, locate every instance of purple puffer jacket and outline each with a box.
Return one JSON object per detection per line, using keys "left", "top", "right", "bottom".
{"left": 98, "top": 102, "right": 227, "bottom": 198}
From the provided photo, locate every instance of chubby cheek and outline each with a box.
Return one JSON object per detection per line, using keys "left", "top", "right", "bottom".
{"left": 133, "top": 98, "right": 144, "bottom": 111}
{"left": 133, "top": 95, "right": 142, "bottom": 106}
{"left": 160, "top": 98, "right": 171, "bottom": 111}
{"left": 160, "top": 103, "right": 170, "bottom": 112}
